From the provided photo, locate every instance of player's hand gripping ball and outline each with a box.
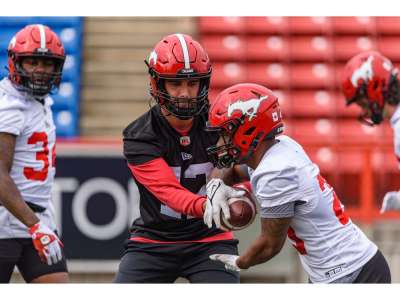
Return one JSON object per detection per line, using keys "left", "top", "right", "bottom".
{"left": 220, "top": 185, "right": 257, "bottom": 231}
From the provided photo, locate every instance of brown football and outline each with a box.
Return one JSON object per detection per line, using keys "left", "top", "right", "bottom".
{"left": 220, "top": 195, "right": 257, "bottom": 231}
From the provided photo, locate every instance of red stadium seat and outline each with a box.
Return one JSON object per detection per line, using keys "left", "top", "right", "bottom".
{"left": 333, "top": 36, "right": 377, "bottom": 61}
{"left": 288, "top": 17, "right": 332, "bottom": 35}
{"left": 290, "top": 90, "right": 336, "bottom": 118}
{"left": 198, "top": 17, "right": 244, "bottom": 34}
{"left": 332, "top": 17, "right": 376, "bottom": 34}
{"left": 376, "top": 149, "right": 398, "bottom": 172}
{"left": 201, "top": 35, "right": 246, "bottom": 61}
{"left": 335, "top": 91, "right": 361, "bottom": 118}
{"left": 376, "top": 17, "right": 400, "bottom": 35}
{"left": 383, "top": 121, "right": 394, "bottom": 140}
{"left": 379, "top": 156, "right": 400, "bottom": 207}
{"left": 335, "top": 149, "right": 392, "bottom": 207}
{"left": 282, "top": 119, "right": 293, "bottom": 136}
{"left": 289, "top": 36, "right": 333, "bottom": 61}
{"left": 335, "top": 149, "right": 367, "bottom": 207}
{"left": 208, "top": 88, "right": 223, "bottom": 105}
{"left": 337, "top": 151, "right": 364, "bottom": 171}
{"left": 247, "top": 63, "right": 290, "bottom": 89}
{"left": 377, "top": 37, "right": 400, "bottom": 61}
{"left": 337, "top": 120, "right": 384, "bottom": 144}
{"left": 306, "top": 146, "right": 338, "bottom": 172}
{"left": 304, "top": 145, "right": 397, "bottom": 207}
{"left": 290, "top": 63, "right": 335, "bottom": 89}
{"left": 246, "top": 36, "right": 289, "bottom": 61}
{"left": 245, "top": 17, "right": 289, "bottom": 34}
{"left": 334, "top": 63, "right": 344, "bottom": 84}
{"left": 210, "top": 63, "right": 247, "bottom": 88}
{"left": 290, "top": 119, "right": 337, "bottom": 145}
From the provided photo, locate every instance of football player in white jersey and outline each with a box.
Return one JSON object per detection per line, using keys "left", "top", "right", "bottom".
{"left": 0, "top": 24, "right": 68, "bottom": 283}
{"left": 204, "top": 83, "right": 391, "bottom": 283}
{"left": 342, "top": 51, "right": 400, "bottom": 214}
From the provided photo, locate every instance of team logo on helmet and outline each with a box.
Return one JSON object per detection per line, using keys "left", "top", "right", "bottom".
{"left": 149, "top": 50, "right": 157, "bottom": 65}
{"left": 8, "top": 36, "right": 16, "bottom": 50}
{"left": 227, "top": 95, "right": 268, "bottom": 121}
{"left": 351, "top": 55, "right": 374, "bottom": 87}
{"left": 351, "top": 54, "right": 394, "bottom": 88}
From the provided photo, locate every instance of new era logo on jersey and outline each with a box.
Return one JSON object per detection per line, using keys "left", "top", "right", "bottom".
{"left": 181, "top": 152, "right": 192, "bottom": 160}
{"left": 180, "top": 136, "right": 191, "bottom": 146}
{"left": 227, "top": 95, "right": 268, "bottom": 121}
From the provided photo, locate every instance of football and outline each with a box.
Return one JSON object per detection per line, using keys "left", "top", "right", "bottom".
{"left": 220, "top": 194, "right": 257, "bottom": 231}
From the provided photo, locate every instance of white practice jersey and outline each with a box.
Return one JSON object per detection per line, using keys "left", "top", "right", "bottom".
{"left": 249, "top": 135, "right": 377, "bottom": 283}
{"left": 390, "top": 104, "right": 400, "bottom": 166}
{"left": 0, "top": 78, "right": 57, "bottom": 238}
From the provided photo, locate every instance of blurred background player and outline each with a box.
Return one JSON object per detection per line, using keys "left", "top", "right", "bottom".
{"left": 113, "top": 33, "right": 243, "bottom": 283}
{"left": 206, "top": 83, "right": 391, "bottom": 283}
{"left": 0, "top": 24, "right": 68, "bottom": 283}
{"left": 341, "top": 51, "right": 400, "bottom": 213}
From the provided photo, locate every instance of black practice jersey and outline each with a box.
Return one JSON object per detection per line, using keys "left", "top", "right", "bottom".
{"left": 123, "top": 105, "right": 225, "bottom": 241}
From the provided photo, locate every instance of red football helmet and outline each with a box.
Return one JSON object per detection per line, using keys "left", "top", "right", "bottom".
{"left": 145, "top": 33, "right": 212, "bottom": 119}
{"left": 207, "top": 83, "right": 284, "bottom": 168}
{"left": 8, "top": 24, "right": 66, "bottom": 97}
{"left": 341, "top": 51, "right": 399, "bottom": 125}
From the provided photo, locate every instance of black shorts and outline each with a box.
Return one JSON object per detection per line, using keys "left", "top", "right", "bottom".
{"left": 0, "top": 238, "right": 68, "bottom": 283}
{"left": 113, "top": 239, "right": 240, "bottom": 283}
{"left": 353, "top": 249, "right": 391, "bottom": 283}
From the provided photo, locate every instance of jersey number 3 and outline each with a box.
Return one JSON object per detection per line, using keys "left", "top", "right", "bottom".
{"left": 23, "top": 132, "right": 55, "bottom": 181}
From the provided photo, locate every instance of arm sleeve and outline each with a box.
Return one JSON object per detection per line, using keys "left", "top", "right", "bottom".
{"left": 254, "top": 166, "right": 300, "bottom": 208}
{"left": 123, "top": 138, "right": 163, "bottom": 165}
{"left": 128, "top": 158, "right": 206, "bottom": 218}
{"left": 0, "top": 107, "right": 25, "bottom": 136}
{"left": 260, "top": 201, "right": 308, "bottom": 218}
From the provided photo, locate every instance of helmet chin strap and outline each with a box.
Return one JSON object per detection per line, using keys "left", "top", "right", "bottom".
{"left": 238, "top": 132, "right": 264, "bottom": 164}
{"left": 371, "top": 113, "right": 383, "bottom": 124}
{"left": 238, "top": 131, "right": 281, "bottom": 166}
{"left": 160, "top": 104, "right": 194, "bottom": 121}
{"left": 160, "top": 105, "right": 172, "bottom": 117}
{"left": 11, "top": 80, "right": 47, "bottom": 102}
{"left": 370, "top": 102, "right": 384, "bottom": 125}
{"left": 175, "top": 114, "right": 193, "bottom": 121}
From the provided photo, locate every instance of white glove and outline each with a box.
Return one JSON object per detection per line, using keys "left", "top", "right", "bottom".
{"left": 380, "top": 191, "right": 400, "bottom": 213}
{"left": 203, "top": 178, "right": 245, "bottom": 230}
{"left": 28, "top": 221, "right": 63, "bottom": 266}
{"left": 210, "top": 254, "right": 241, "bottom": 272}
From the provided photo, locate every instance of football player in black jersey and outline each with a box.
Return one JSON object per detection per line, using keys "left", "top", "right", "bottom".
{"left": 113, "top": 33, "right": 243, "bottom": 283}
